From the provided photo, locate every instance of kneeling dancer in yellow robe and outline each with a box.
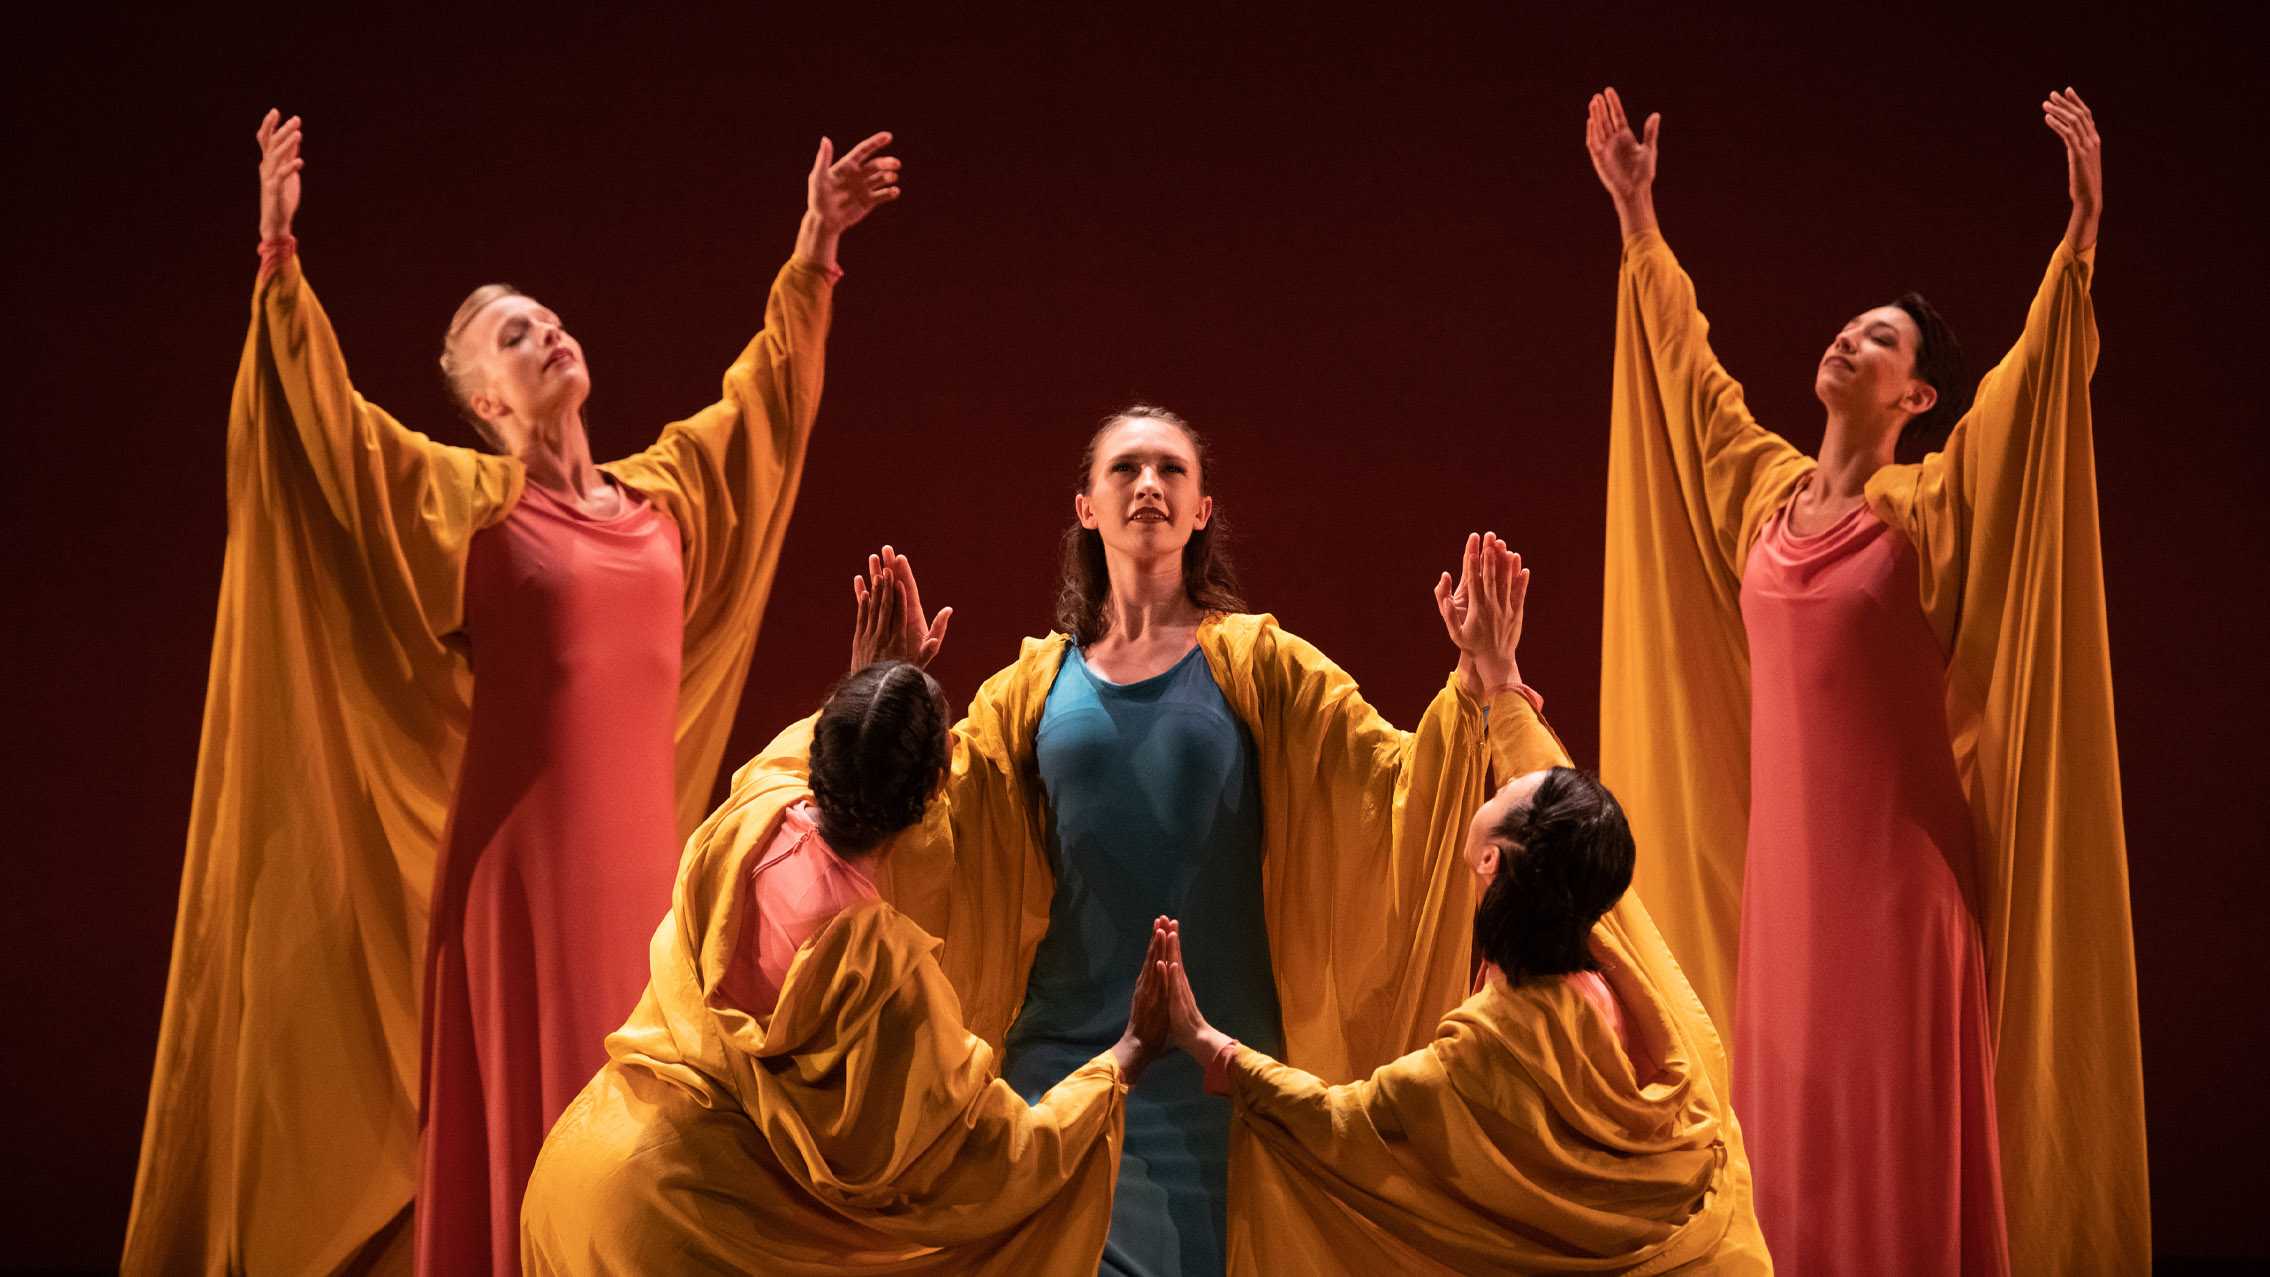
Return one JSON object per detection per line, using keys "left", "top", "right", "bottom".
{"left": 1158, "top": 735, "right": 1771, "bottom": 1274}
{"left": 522, "top": 657, "right": 1175, "bottom": 1274}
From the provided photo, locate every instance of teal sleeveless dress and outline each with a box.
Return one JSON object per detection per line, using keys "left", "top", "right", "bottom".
{"left": 1002, "top": 643, "right": 1285, "bottom": 1277}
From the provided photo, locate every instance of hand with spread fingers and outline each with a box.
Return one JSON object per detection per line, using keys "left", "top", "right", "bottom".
{"left": 798, "top": 130, "right": 903, "bottom": 268}
{"left": 2042, "top": 88, "right": 2102, "bottom": 251}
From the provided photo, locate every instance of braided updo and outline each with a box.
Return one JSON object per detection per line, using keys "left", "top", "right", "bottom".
{"left": 808, "top": 660, "right": 953, "bottom": 855}
{"left": 1473, "top": 767, "right": 1636, "bottom": 986}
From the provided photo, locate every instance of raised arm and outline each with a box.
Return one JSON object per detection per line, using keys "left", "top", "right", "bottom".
{"left": 2047, "top": 87, "right": 2102, "bottom": 253}
{"left": 607, "top": 132, "right": 904, "bottom": 621}
{"left": 1589, "top": 89, "right": 1809, "bottom": 576}
{"left": 1872, "top": 91, "right": 2103, "bottom": 608}
{"left": 237, "top": 110, "right": 510, "bottom": 595}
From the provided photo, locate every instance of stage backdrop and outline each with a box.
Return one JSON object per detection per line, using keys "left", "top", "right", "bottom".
{"left": 2, "top": 2, "right": 2261, "bottom": 1268}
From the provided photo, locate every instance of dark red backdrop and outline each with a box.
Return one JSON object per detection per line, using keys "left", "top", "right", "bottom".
{"left": 5, "top": 3, "right": 2261, "bottom": 1267}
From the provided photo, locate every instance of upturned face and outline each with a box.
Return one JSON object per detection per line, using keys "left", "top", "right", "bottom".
{"left": 1075, "top": 417, "right": 1213, "bottom": 558}
{"left": 1463, "top": 769, "right": 1548, "bottom": 889}
{"left": 458, "top": 294, "right": 590, "bottom": 444}
{"left": 1813, "top": 304, "right": 1935, "bottom": 424}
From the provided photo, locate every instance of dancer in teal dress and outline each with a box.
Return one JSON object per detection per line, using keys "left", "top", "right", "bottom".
{"left": 1004, "top": 642, "right": 1284, "bottom": 1274}
{"left": 849, "top": 404, "right": 1534, "bottom": 1277}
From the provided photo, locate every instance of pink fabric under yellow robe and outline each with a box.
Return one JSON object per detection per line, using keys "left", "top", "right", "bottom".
{"left": 519, "top": 731, "right": 1128, "bottom": 1275}
{"left": 1600, "top": 227, "right": 2147, "bottom": 1274}
{"left": 124, "top": 240, "right": 835, "bottom": 1276}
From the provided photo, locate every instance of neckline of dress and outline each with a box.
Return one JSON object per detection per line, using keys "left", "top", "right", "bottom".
{"left": 1071, "top": 638, "right": 1206, "bottom": 691}
{"left": 519, "top": 474, "right": 648, "bottom": 524}
{"left": 1775, "top": 473, "right": 1874, "bottom": 543}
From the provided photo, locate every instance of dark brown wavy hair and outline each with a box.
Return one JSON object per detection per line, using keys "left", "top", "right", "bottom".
{"left": 1055, "top": 404, "right": 1245, "bottom": 644}
{"left": 1890, "top": 292, "right": 1970, "bottom": 465}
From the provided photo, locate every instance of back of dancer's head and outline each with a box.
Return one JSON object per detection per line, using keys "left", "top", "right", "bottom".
{"left": 1891, "top": 292, "right": 1969, "bottom": 464}
{"left": 438, "top": 283, "right": 524, "bottom": 451}
{"left": 1055, "top": 403, "right": 1245, "bottom": 644}
{"left": 807, "top": 660, "right": 953, "bottom": 855}
{"left": 1473, "top": 767, "right": 1636, "bottom": 985}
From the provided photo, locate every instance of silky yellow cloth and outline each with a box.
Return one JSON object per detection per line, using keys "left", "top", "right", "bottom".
{"left": 124, "top": 252, "right": 833, "bottom": 1276}
{"left": 520, "top": 741, "right": 1128, "bottom": 1274}
{"left": 1222, "top": 692, "right": 1767, "bottom": 1275}
{"left": 1222, "top": 903, "right": 1766, "bottom": 1276}
{"left": 1600, "top": 228, "right": 2147, "bottom": 1273}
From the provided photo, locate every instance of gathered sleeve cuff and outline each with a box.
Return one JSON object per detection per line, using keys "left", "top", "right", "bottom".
{"left": 1202, "top": 1039, "right": 1243, "bottom": 1097}
{"left": 1483, "top": 682, "right": 1572, "bottom": 779}
{"left": 257, "top": 235, "right": 297, "bottom": 278}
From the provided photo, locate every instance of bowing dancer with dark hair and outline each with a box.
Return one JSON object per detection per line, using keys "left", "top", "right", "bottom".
{"left": 127, "top": 112, "right": 901, "bottom": 1276}
{"left": 1152, "top": 557, "right": 1769, "bottom": 1275}
{"left": 1588, "top": 87, "right": 2145, "bottom": 1274}
{"left": 852, "top": 407, "right": 1539, "bottom": 1276}
{"left": 523, "top": 640, "right": 1175, "bottom": 1274}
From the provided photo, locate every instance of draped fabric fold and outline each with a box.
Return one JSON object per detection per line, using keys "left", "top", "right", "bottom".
{"left": 1600, "top": 228, "right": 2147, "bottom": 1272}
{"left": 521, "top": 747, "right": 1127, "bottom": 1274}
{"left": 1218, "top": 694, "right": 1768, "bottom": 1274}
{"left": 1222, "top": 906, "right": 1766, "bottom": 1276}
{"left": 125, "top": 254, "right": 832, "bottom": 1275}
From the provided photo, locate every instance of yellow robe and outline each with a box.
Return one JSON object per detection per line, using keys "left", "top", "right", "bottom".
{"left": 124, "top": 251, "right": 834, "bottom": 1276}
{"left": 848, "top": 615, "right": 1531, "bottom": 1263}
{"left": 1600, "top": 228, "right": 2147, "bottom": 1273}
{"left": 520, "top": 733, "right": 1129, "bottom": 1275}
{"left": 1218, "top": 692, "right": 1769, "bottom": 1274}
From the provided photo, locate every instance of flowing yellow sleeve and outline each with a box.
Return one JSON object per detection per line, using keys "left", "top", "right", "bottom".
{"left": 1865, "top": 242, "right": 2148, "bottom": 1275}
{"left": 125, "top": 256, "right": 521, "bottom": 1276}
{"left": 1484, "top": 688, "right": 1574, "bottom": 780}
{"left": 604, "top": 255, "right": 834, "bottom": 836}
{"left": 1204, "top": 615, "right": 1513, "bottom": 1081}
{"left": 1600, "top": 230, "right": 1810, "bottom": 1028}
{"left": 1223, "top": 986, "right": 1760, "bottom": 1276}
{"left": 863, "top": 638, "right": 1062, "bottom": 1050}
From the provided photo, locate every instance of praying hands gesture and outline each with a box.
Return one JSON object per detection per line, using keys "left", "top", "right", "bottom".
{"left": 797, "top": 131, "right": 904, "bottom": 270}
{"left": 2043, "top": 88, "right": 2102, "bottom": 252}
{"left": 850, "top": 546, "right": 953, "bottom": 671}
{"left": 1108, "top": 918, "right": 1177, "bottom": 1081}
{"left": 1153, "top": 920, "right": 1234, "bottom": 1066}
{"left": 1433, "top": 532, "right": 1529, "bottom": 697}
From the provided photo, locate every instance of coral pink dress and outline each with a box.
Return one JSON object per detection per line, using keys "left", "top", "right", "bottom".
{"left": 713, "top": 800, "right": 880, "bottom": 1017}
{"left": 1735, "top": 496, "right": 2009, "bottom": 1275}
{"left": 415, "top": 479, "right": 685, "bottom": 1277}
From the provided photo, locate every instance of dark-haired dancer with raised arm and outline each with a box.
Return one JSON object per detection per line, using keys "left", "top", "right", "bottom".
{"left": 127, "top": 113, "right": 900, "bottom": 1277}
{"left": 1588, "top": 87, "right": 2144, "bottom": 1274}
